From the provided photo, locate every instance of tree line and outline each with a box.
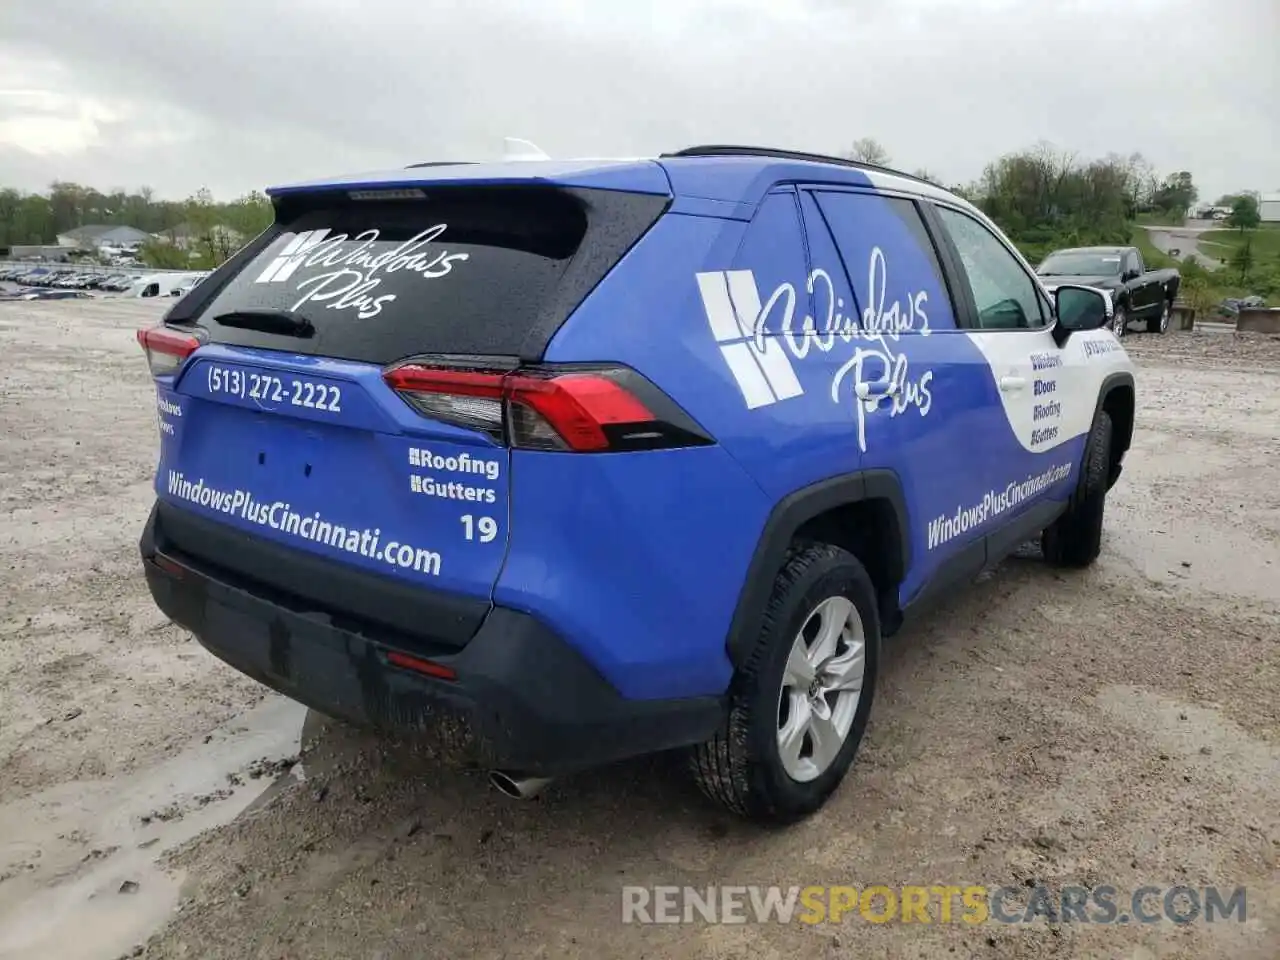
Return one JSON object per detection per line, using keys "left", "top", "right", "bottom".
{"left": 845, "top": 139, "right": 1274, "bottom": 305}
{"left": 845, "top": 138, "right": 1202, "bottom": 262}
{"left": 0, "top": 182, "right": 273, "bottom": 269}
{"left": 0, "top": 142, "right": 1267, "bottom": 287}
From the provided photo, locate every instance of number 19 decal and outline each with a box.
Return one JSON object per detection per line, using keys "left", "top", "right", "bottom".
{"left": 461, "top": 515, "right": 499, "bottom": 543}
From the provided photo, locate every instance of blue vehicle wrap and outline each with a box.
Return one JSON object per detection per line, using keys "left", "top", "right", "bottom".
{"left": 532, "top": 169, "right": 1123, "bottom": 696}
{"left": 138, "top": 151, "right": 1134, "bottom": 770}
{"left": 154, "top": 345, "right": 509, "bottom": 600}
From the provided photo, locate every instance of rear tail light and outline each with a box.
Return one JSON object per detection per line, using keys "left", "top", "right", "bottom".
{"left": 383, "top": 362, "right": 714, "bottom": 452}
{"left": 136, "top": 325, "right": 203, "bottom": 377}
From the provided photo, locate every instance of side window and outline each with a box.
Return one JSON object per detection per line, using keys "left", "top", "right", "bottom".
{"left": 695, "top": 191, "right": 809, "bottom": 409}
{"left": 808, "top": 191, "right": 957, "bottom": 332}
{"left": 735, "top": 190, "right": 809, "bottom": 286}
{"left": 934, "top": 206, "right": 1047, "bottom": 330}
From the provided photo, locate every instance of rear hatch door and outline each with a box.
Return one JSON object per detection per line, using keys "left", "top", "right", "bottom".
{"left": 153, "top": 180, "right": 668, "bottom": 641}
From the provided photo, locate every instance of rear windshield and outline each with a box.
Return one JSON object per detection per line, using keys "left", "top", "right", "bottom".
{"left": 1037, "top": 251, "right": 1123, "bottom": 277}
{"left": 188, "top": 186, "right": 661, "bottom": 363}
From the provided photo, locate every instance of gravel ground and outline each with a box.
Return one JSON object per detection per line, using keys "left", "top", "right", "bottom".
{"left": 0, "top": 301, "right": 1277, "bottom": 960}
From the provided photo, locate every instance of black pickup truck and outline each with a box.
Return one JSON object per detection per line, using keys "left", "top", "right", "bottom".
{"left": 1036, "top": 245, "right": 1181, "bottom": 337}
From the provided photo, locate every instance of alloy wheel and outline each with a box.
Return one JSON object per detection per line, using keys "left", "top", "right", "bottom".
{"left": 776, "top": 596, "right": 866, "bottom": 782}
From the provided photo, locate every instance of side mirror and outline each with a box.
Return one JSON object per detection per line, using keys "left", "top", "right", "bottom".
{"left": 1052, "top": 284, "right": 1113, "bottom": 346}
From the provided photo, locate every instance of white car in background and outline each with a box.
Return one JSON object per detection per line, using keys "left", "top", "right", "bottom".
{"left": 169, "top": 272, "right": 210, "bottom": 297}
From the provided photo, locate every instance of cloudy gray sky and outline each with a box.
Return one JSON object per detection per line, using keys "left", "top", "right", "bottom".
{"left": 1, "top": 0, "right": 1276, "bottom": 203}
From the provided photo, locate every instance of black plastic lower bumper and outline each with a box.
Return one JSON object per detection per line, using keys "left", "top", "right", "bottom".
{"left": 140, "top": 503, "right": 724, "bottom": 776}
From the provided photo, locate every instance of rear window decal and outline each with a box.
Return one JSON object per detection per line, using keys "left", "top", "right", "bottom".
{"left": 251, "top": 225, "right": 469, "bottom": 320}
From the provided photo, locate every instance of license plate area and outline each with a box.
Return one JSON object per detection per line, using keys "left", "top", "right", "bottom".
{"left": 182, "top": 357, "right": 385, "bottom": 431}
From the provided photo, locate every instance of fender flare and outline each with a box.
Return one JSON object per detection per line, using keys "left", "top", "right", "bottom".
{"left": 724, "top": 469, "right": 910, "bottom": 669}
{"left": 1088, "top": 372, "right": 1135, "bottom": 488}
{"left": 1092, "top": 371, "right": 1135, "bottom": 445}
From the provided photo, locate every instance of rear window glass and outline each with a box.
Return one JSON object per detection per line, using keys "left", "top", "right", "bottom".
{"left": 195, "top": 187, "right": 590, "bottom": 363}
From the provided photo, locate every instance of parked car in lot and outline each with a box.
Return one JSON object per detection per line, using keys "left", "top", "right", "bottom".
{"left": 0, "top": 262, "right": 167, "bottom": 292}
{"left": 169, "top": 272, "right": 211, "bottom": 298}
{"left": 102, "top": 273, "right": 139, "bottom": 292}
{"left": 0, "top": 288, "right": 92, "bottom": 301}
{"left": 1036, "top": 245, "right": 1180, "bottom": 337}
{"left": 135, "top": 146, "right": 1136, "bottom": 822}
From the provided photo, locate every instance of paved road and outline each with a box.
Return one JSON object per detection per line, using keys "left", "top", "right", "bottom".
{"left": 1140, "top": 219, "right": 1229, "bottom": 270}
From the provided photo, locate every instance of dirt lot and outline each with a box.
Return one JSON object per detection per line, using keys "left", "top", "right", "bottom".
{"left": 1, "top": 299, "right": 1277, "bottom": 960}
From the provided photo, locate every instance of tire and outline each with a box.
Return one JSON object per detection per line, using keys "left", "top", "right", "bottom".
{"left": 1110, "top": 304, "right": 1128, "bottom": 338}
{"left": 1042, "top": 410, "right": 1113, "bottom": 568}
{"left": 689, "top": 543, "right": 880, "bottom": 823}
{"left": 1146, "top": 298, "right": 1172, "bottom": 334}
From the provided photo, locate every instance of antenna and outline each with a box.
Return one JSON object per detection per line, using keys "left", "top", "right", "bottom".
{"left": 502, "top": 138, "right": 550, "bottom": 161}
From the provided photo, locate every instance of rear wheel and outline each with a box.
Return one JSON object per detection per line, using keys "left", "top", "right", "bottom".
{"left": 689, "top": 543, "right": 879, "bottom": 823}
{"left": 1043, "top": 410, "right": 1113, "bottom": 568}
{"left": 1146, "top": 299, "right": 1172, "bottom": 334}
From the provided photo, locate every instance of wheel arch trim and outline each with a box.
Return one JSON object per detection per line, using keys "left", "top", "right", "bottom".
{"left": 724, "top": 469, "right": 909, "bottom": 669}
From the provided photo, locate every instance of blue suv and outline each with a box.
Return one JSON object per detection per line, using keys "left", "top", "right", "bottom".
{"left": 138, "top": 146, "right": 1135, "bottom": 822}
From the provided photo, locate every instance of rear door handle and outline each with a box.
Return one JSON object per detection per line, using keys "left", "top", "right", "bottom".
{"left": 999, "top": 376, "right": 1026, "bottom": 393}
{"left": 856, "top": 379, "right": 898, "bottom": 400}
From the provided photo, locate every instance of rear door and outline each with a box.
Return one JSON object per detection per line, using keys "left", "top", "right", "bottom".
{"left": 800, "top": 187, "right": 998, "bottom": 602}
{"left": 152, "top": 185, "right": 662, "bottom": 608}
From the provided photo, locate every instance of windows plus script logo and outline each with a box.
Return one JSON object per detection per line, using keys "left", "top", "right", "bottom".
{"left": 253, "top": 229, "right": 332, "bottom": 284}
{"left": 695, "top": 270, "right": 803, "bottom": 409}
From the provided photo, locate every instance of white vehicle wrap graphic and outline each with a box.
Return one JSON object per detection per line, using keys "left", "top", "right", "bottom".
{"left": 696, "top": 246, "right": 937, "bottom": 452}
{"left": 926, "top": 461, "right": 1074, "bottom": 550}
{"left": 165, "top": 471, "right": 443, "bottom": 577}
{"left": 254, "top": 229, "right": 333, "bottom": 284}
{"left": 696, "top": 270, "right": 803, "bottom": 409}
{"left": 697, "top": 257, "right": 1133, "bottom": 456}
{"left": 965, "top": 328, "right": 1131, "bottom": 453}
{"left": 249, "top": 225, "right": 469, "bottom": 320}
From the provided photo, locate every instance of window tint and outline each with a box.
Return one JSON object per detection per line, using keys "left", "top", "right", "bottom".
{"left": 736, "top": 191, "right": 809, "bottom": 290}
{"left": 694, "top": 191, "right": 810, "bottom": 408}
{"left": 935, "top": 206, "right": 1046, "bottom": 330}
{"left": 810, "top": 192, "right": 956, "bottom": 332}
{"left": 192, "top": 186, "right": 664, "bottom": 364}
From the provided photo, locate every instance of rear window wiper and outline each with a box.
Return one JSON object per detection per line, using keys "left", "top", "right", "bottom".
{"left": 213, "top": 309, "right": 316, "bottom": 338}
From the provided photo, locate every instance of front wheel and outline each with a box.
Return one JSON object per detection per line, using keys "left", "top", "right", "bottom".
{"left": 1043, "top": 410, "right": 1113, "bottom": 568}
{"left": 689, "top": 543, "right": 880, "bottom": 823}
{"left": 1111, "top": 305, "right": 1128, "bottom": 338}
{"left": 1147, "top": 299, "right": 1172, "bottom": 334}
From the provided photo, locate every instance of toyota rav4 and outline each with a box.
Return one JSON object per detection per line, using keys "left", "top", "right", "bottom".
{"left": 137, "top": 146, "right": 1135, "bottom": 823}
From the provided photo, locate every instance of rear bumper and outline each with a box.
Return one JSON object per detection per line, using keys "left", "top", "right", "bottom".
{"left": 140, "top": 502, "right": 723, "bottom": 776}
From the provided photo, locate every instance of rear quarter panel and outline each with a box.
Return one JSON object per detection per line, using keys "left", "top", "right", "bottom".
{"left": 494, "top": 202, "right": 880, "bottom": 700}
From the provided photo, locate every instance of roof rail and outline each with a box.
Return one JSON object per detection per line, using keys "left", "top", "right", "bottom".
{"left": 661, "top": 145, "right": 937, "bottom": 187}
{"left": 404, "top": 161, "right": 475, "bottom": 169}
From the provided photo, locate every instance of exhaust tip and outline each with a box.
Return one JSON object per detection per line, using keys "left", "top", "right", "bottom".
{"left": 489, "top": 770, "right": 552, "bottom": 800}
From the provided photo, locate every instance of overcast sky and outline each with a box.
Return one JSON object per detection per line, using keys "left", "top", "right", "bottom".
{"left": 1, "top": 0, "right": 1276, "bottom": 204}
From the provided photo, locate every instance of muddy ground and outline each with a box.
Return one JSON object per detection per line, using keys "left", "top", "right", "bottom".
{"left": 0, "top": 299, "right": 1277, "bottom": 960}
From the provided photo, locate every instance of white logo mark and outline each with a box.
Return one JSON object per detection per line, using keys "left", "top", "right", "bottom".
{"left": 253, "top": 229, "right": 333, "bottom": 284}
{"left": 695, "top": 270, "right": 803, "bottom": 409}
